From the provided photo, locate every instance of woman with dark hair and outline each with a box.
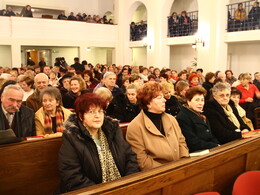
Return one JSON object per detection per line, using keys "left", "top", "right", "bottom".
{"left": 20, "top": 5, "right": 33, "bottom": 17}
{"left": 176, "top": 86, "right": 219, "bottom": 152}
{"left": 179, "top": 11, "right": 192, "bottom": 35}
{"left": 204, "top": 83, "right": 250, "bottom": 144}
{"left": 59, "top": 93, "right": 139, "bottom": 192}
{"left": 82, "top": 70, "right": 98, "bottom": 91}
{"left": 126, "top": 82, "right": 189, "bottom": 171}
{"left": 35, "top": 87, "right": 71, "bottom": 138}
{"left": 202, "top": 72, "right": 215, "bottom": 101}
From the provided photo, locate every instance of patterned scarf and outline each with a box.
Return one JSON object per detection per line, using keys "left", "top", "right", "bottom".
{"left": 44, "top": 107, "right": 65, "bottom": 134}
{"left": 222, "top": 105, "right": 240, "bottom": 129}
{"left": 96, "top": 129, "right": 121, "bottom": 183}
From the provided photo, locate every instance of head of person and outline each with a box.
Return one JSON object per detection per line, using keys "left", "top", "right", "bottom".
{"left": 40, "top": 87, "right": 62, "bottom": 114}
{"left": 238, "top": 3, "right": 243, "bottom": 9}
{"left": 137, "top": 82, "right": 166, "bottom": 114}
{"left": 122, "top": 76, "right": 130, "bottom": 88}
{"left": 74, "top": 93, "right": 106, "bottom": 131}
{"left": 254, "top": 2, "right": 259, "bottom": 7}
{"left": 181, "top": 11, "right": 187, "bottom": 17}
{"left": 18, "top": 75, "right": 34, "bottom": 92}
{"left": 94, "top": 87, "right": 113, "bottom": 108}
{"left": 121, "top": 68, "right": 129, "bottom": 77}
{"left": 178, "top": 70, "right": 187, "bottom": 80}
{"left": 153, "top": 68, "right": 160, "bottom": 76}
{"left": 217, "top": 72, "right": 226, "bottom": 82}
{"left": 212, "top": 82, "right": 231, "bottom": 107}
{"left": 82, "top": 70, "right": 93, "bottom": 82}
{"left": 159, "top": 73, "right": 168, "bottom": 82}
{"left": 172, "top": 12, "right": 177, "bottom": 18}
{"left": 254, "top": 72, "right": 260, "bottom": 82}
{"left": 161, "top": 81, "right": 173, "bottom": 100}
{"left": 1, "top": 84, "right": 23, "bottom": 114}
{"left": 126, "top": 83, "right": 139, "bottom": 104}
{"left": 239, "top": 73, "right": 252, "bottom": 87}
{"left": 188, "top": 73, "right": 199, "bottom": 86}
{"left": 205, "top": 72, "right": 215, "bottom": 83}
{"left": 103, "top": 72, "right": 116, "bottom": 89}
{"left": 74, "top": 57, "right": 80, "bottom": 63}
{"left": 196, "top": 68, "right": 203, "bottom": 76}
{"left": 185, "top": 86, "right": 207, "bottom": 113}
{"left": 225, "top": 70, "right": 233, "bottom": 79}
{"left": 34, "top": 73, "right": 49, "bottom": 92}
{"left": 129, "top": 74, "right": 142, "bottom": 84}
{"left": 230, "top": 87, "right": 242, "bottom": 106}
{"left": 26, "top": 5, "right": 31, "bottom": 11}
{"left": 49, "top": 70, "right": 57, "bottom": 80}
{"left": 140, "top": 67, "right": 149, "bottom": 76}
{"left": 148, "top": 74, "right": 156, "bottom": 81}
{"left": 43, "top": 66, "right": 51, "bottom": 76}
{"left": 175, "top": 81, "right": 189, "bottom": 96}
{"left": 69, "top": 75, "right": 86, "bottom": 94}
{"left": 171, "top": 70, "right": 178, "bottom": 78}
{"left": 59, "top": 74, "right": 71, "bottom": 89}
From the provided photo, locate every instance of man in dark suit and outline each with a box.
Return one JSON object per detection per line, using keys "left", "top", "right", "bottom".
{"left": 71, "top": 57, "right": 84, "bottom": 72}
{"left": 0, "top": 85, "right": 35, "bottom": 137}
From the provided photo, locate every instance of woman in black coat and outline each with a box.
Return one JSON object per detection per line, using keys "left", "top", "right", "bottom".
{"left": 176, "top": 86, "right": 219, "bottom": 152}
{"left": 204, "top": 83, "right": 250, "bottom": 144}
{"left": 59, "top": 93, "right": 139, "bottom": 193}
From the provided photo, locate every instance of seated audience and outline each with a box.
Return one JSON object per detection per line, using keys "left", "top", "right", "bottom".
{"left": 26, "top": 73, "right": 49, "bottom": 112}
{"left": 175, "top": 81, "right": 189, "bottom": 104}
{"left": 202, "top": 72, "right": 215, "bottom": 101}
{"left": 67, "top": 12, "right": 77, "bottom": 21}
{"left": 253, "top": 72, "right": 260, "bottom": 90}
{"left": 62, "top": 75, "right": 87, "bottom": 109}
{"left": 204, "top": 83, "right": 250, "bottom": 144}
{"left": 236, "top": 73, "right": 260, "bottom": 123}
{"left": 230, "top": 87, "right": 254, "bottom": 130}
{"left": 0, "top": 84, "right": 35, "bottom": 137}
{"left": 225, "top": 70, "right": 237, "bottom": 85}
{"left": 126, "top": 82, "right": 189, "bottom": 171}
{"left": 6, "top": 7, "right": 16, "bottom": 16}
{"left": 161, "top": 81, "right": 181, "bottom": 116}
{"left": 176, "top": 86, "right": 219, "bottom": 152}
{"left": 112, "top": 83, "right": 140, "bottom": 123}
{"left": 58, "top": 93, "right": 139, "bottom": 192}
{"left": 57, "top": 11, "right": 67, "bottom": 20}
{"left": 35, "top": 87, "right": 72, "bottom": 138}
{"left": 81, "top": 70, "right": 98, "bottom": 91}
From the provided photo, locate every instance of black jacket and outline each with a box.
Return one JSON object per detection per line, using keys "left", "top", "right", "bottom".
{"left": 112, "top": 93, "right": 140, "bottom": 123}
{"left": 0, "top": 103, "right": 35, "bottom": 137}
{"left": 58, "top": 114, "right": 139, "bottom": 193}
{"left": 204, "top": 99, "right": 249, "bottom": 144}
{"left": 165, "top": 95, "right": 181, "bottom": 116}
{"left": 202, "top": 81, "right": 214, "bottom": 101}
{"left": 176, "top": 106, "right": 219, "bottom": 152}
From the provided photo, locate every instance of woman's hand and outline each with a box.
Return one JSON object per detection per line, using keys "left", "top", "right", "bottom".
{"left": 245, "top": 97, "right": 254, "bottom": 102}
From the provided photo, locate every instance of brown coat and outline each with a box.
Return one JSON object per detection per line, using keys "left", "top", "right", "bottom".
{"left": 26, "top": 91, "right": 42, "bottom": 112}
{"left": 126, "top": 110, "right": 189, "bottom": 171}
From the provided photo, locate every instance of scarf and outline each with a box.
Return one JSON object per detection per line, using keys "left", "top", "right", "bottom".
{"left": 95, "top": 129, "right": 121, "bottom": 183}
{"left": 236, "top": 105, "right": 254, "bottom": 130}
{"left": 222, "top": 105, "right": 240, "bottom": 129}
{"left": 44, "top": 107, "right": 65, "bottom": 134}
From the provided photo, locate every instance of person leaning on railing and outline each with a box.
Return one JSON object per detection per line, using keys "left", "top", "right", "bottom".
{"left": 234, "top": 3, "right": 247, "bottom": 30}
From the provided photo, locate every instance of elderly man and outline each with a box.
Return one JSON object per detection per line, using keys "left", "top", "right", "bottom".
{"left": 0, "top": 85, "right": 35, "bottom": 137}
{"left": 26, "top": 73, "right": 49, "bottom": 112}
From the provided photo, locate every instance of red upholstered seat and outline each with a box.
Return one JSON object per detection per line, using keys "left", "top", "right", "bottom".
{"left": 232, "top": 171, "right": 260, "bottom": 195}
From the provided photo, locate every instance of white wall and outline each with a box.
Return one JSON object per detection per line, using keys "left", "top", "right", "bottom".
{"left": 0, "top": 46, "right": 12, "bottom": 67}
{"left": 228, "top": 42, "right": 260, "bottom": 77}
{"left": 98, "top": 0, "right": 114, "bottom": 17}
{"left": 132, "top": 4, "right": 147, "bottom": 22}
{"left": 86, "top": 47, "right": 113, "bottom": 65}
{"left": 170, "top": 0, "right": 198, "bottom": 15}
{"left": 170, "top": 45, "right": 197, "bottom": 72}
{"left": 132, "top": 47, "right": 147, "bottom": 66}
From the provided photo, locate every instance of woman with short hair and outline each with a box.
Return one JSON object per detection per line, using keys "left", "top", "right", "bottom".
{"left": 204, "top": 83, "right": 250, "bottom": 144}
{"left": 59, "top": 93, "right": 139, "bottom": 192}
{"left": 126, "top": 82, "right": 189, "bottom": 171}
{"left": 35, "top": 87, "right": 71, "bottom": 137}
{"left": 176, "top": 86, "right": 219, "bottom": 152}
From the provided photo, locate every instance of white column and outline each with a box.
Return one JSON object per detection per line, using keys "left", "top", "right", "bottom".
{"left": 11, "top": 43, "right": 21, "bottom": 68}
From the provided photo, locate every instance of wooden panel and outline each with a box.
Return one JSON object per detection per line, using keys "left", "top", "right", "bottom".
{"left": 0, "top": 137, "right": 62, "bottom": 195}
{"left": 246, "top": 148, "right": 260, "bottom": 170}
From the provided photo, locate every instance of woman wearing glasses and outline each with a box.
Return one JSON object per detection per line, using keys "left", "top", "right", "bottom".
{"left": 204, "top": 83, "right": 250, "bottom": 144}
{"left": 58, "top": 93, "right": 139, "bottom": 193}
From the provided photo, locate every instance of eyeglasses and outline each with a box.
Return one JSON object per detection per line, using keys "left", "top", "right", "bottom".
{"left": 86, "top": 110, "right": 105, "bottom": 116}
{"left": 217, "top": 93, "right": 231, "bottom": 98}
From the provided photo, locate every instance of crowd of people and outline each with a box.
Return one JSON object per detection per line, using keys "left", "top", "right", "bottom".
{"left": 0, "top": 5, "right": 113, "bottom": 24}
{"left": 0, "top": 59, "right": 259, "bottom": 193}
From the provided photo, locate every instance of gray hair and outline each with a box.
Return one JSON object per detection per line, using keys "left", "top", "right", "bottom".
{"left": 103, "top": 71, "right": 116, "bottom": 79}
{"left": 2, "top": 84, "right": 24, "bottom": 96}
{"left": 34, "top": 73, "right": 49, "bottom": 82}
{"left": 94, "top": 87, "right": 113, "bottom": 102}
{"left": 211, "top": 82, "right": 231, "bottom": 95}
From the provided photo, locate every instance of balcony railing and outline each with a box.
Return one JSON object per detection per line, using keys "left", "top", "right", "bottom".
{"left": 167, "top": 11, "right": 198, "bottom": 37}
{"left": 227, "top": 0, "right": 260, "bottom": 32}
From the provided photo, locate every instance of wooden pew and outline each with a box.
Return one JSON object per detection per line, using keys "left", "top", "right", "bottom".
{"left": 67, "top": 135, "right": 260, "bottom": 195}
{"left": 0, "top": 137, "right": 62, "bottom": 195}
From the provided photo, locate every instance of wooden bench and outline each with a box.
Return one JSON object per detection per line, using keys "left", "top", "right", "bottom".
{"left": 0, "top": 134, "right": 259, "bottom": 195}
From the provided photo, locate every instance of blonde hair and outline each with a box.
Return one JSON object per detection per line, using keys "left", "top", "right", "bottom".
{"left": 94, "top": 87, "right": 113, "bottom": 103}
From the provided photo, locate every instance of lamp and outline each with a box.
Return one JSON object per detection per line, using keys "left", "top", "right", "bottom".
{"left": 192, "top": 37, "right": 205, "bottom": 48}
{"left": 86, "top": 47, "right": 91, "bottom": 51}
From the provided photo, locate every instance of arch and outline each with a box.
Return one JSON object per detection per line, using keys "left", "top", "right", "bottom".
{"left": 127, "top": 1, "right": 148, "bottom": 25}
{"left": 104, "top": 11, "right": 114, "bottom": 20}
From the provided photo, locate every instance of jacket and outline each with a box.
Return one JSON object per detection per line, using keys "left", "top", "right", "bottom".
{"left": 176, "top": 106, "right": 219, "bottom": 152}
{"left": 204, "top": 99, "right": 249, "bottom": 144}
{"left": 26, "top": 91, "right": 42, "bottom": 112}
{"left": 126, "top": 110, "right": 189, "bottom": 171}
{"left": 35, "top": 106, "right": 72, "bottom": 137}
{"left": 165, "top": 95, "right": 181, "bottom": 116}
{"left": 0, "top": 103, "right": 35, "bottom": 137}
{"left": 58, "top": 114, "right": 139, "bottom": 193}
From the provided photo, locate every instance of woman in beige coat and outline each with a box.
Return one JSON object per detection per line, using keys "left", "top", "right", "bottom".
{"left": 126, "top": 82, "right": 189, "bottom": 171}
{"left": 35, "top": 87, "right": 72, "bottom": 138}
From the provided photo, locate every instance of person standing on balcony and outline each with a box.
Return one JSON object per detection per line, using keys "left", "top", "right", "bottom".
{"left": 20, "top": 5, "right": 33, "bottom": 17}
{"left": 248, "top": 1, "right": 260, "bottom": 29}
{"left": 234, "top": 3, "right": 247, "bottom": 30}
{"left": 179, "top": 11, "right": 192, "bottom": 36}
